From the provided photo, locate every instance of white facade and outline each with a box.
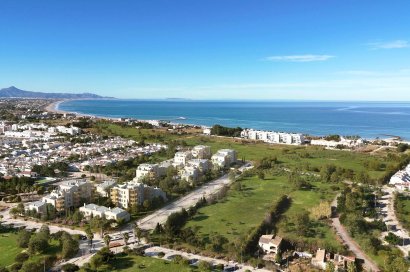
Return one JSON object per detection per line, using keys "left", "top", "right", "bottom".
{"left": 187, "top": 159, "right": 211, "bottom": 173}
{"left": 191, "top": 145, "right": 211, "bottom": 159}
{"left": 174, "top": 151, "right": 193, "bottom": 166}
{"left": 25, "top": 201, "right": 47, "bottom": 214}
{"left": 79, "top": 203, "right": 130, "bottom": 222}
{"left": 310, "top": 137, "right": 364, "bottom": 148}
{"left": 258, "top": 234, "right": 283, "bottom": 254}
{"left": 211, "top": 149, "right": 237, "bottom": 168}
{"left": 42, "top": 179, "right": 93, "bottom": 210}
{"left": 390, "top": 167, "right": 410, "bottom": 191}
{"left": 134, "top": 163, "right": 159, "bottom": 182}
{"left": 180, "top": 166, "right": 200, "bottom": 183}
{"left": 241, "top": 129, "right": 305, "bottom": 145}
{"left": 95, "top": 180, "right": 117, "bottom": 197}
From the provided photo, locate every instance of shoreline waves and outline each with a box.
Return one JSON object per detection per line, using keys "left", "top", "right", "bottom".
{"left": 49, "top": 99, "right": 410, "bottom": 140}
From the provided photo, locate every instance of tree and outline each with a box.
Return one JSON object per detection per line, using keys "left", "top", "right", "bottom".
{"left": 20, "top": 260, "right": 43, "bottom": 272}
{"left": 134, "top": 225, "right": 142, "bottom": 244}
{"left": 294, "top": 211, "right": 310, "bottom": 236}
{"left": 17, "top": 229, "right": 32, "bottom": 248}
{"left": 85, "top": 225, "right": 94, "bottom": 249}
{"left": 14, "top": 252, "right": 29, "bottom": 263}
{"left": 61, "top": 233, "right": 79, "bottom": 259}
{"left": 347, "top": 262, "right": 358, "bottom": 272}
{"left": 122, "top": 232, "right": 129, "bottom": 245}
{"left": 61, "top": 263, "right": 80, "bottom": 272}
{"left": 198, "top": 260, "right": 212, "bottom": 271}
{"left": 325, "top": 262, "right": 335, "bottom": 272}
{"left": 28, "top": 233, "right": 49, "bottom": 254}
{"left": 103, "top": 234, "right": 111, "bottom": 247}
{"left": 39, "top": 224, "right": 50, "bottom": 240}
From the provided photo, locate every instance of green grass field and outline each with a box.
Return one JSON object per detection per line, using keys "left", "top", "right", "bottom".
{"left": 96, "top": 123, "right": 388, "bottom": 181}
{"left": 186, "top": 175, "right": 291, "bottom": 242}
{"left": 185, "top": 175, "right": 343, "bottom": 251}
{"left": 0, "top": 231, "right": 21, "bottom": 266}
{"left": 395, "top": 193, "right": 410, "bottom": 232}
{"left": 0, "top": 230, "right": 63, "bottom": 268}
{"left": 109, "top": 255, "right": 197, "bottom": 272}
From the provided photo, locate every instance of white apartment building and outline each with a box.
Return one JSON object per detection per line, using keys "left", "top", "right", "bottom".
{"left": 134, "top": 163, "right": 159, "bottom": 182}
{"left": 211, "top": 149, "right": 237, "bottom": 168}
{"left": 25, "top": 201, "right": 47, "bottom": 214}
{"left": 42, "top": 179, "right": 94, "bottom": 211}
{"left": 173, "top": 151, "right": 193, "bottom": 167}
{"left": 191, "top": 145, "right": 211, "bottom": 159}
{"left": 180, "top": 166, "right": 200, "bottom": 183}
{"left": 187, "top": 159, "right": 211, "bottom": 173}
{"left": 390, "top": 165, "right": 410, "bottom": 191}
{"left": 95, "top": 180, "right": 117, "bottom": 197}
{"left": 310, "top": 137, "right": 364, "bottom": 148}
{"left": 110, "top": 181, "right": 167, "bottom": 209}
{"left": 79, "top": 203, "right": 130, "bottom": 222}
{"left": 240, "top": 129, "right": 305, "bottom": 145}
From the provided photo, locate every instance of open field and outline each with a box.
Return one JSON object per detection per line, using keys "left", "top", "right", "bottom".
{"left": 395, "top": 193, "right": 410, "bottom": 232}
{"left": 185, "top": 175, "right": 343, "bottom": 251}
{"left": 0, "top": 230, "right": 63, "bottom": 268}
{"left": 0, "top": 231, "right": 21, "bottom": 266}
{"left": 186, "top": 175, "right": 290, "bottom": 241}
{"left": 95, "top": 123, "right": 389, "bottom": 181}
{"left": 108, "top": 254, "right": 198, "bottom": 272}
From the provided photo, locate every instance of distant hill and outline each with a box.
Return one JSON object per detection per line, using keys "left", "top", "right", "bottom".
{"left": 0, "top": 86, "right": 111, "bottom": 99}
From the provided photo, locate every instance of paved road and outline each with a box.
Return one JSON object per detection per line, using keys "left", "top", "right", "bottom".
{"left": 331, "top": 195, "right": 380, "bottom": 272}
{"left": 136, "top": 174, "right": 229, "bottom": 230}
{"left": 135, "top": 163, "right": 253, "bottom": 230}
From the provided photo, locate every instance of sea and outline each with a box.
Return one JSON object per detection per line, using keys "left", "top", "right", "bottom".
{"left": 58, "top": 99, "right": 410, "bottom": 140}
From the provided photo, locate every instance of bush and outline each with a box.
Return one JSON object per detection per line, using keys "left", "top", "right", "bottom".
{"left": 14, "top": 252, "right": 29, "bottom": 263}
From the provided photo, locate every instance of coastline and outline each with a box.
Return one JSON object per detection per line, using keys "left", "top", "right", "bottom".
{"left": 44, "top": 100, "right": 409, "bottom": 142}
{"left": 45, "top": 99, "right": 126, "bottom": 121}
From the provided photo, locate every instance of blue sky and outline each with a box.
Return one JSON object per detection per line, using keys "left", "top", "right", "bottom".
{"left": 0, "top": 0, "right": 409, "bottom": 100}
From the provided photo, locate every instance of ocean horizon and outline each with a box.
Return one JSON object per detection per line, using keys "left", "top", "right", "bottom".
{"left": 58, "top": 99, "right": 410, "bottom": 140}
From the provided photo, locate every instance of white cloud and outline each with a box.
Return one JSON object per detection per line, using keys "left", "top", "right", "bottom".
{"left": 264, "top": 54, "right": 335, "bottom": 62}
{"left": 369, "top": 40, "right": 409, "bottom": 49}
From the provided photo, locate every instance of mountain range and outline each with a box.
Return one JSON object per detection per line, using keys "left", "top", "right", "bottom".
{"left": 0, "top": 86, "right": 110, "bottom": 99}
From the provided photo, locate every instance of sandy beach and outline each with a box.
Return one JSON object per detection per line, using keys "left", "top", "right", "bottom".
{"left": 44, "top": 100, "right": 68, "bottom": 114}
{"left": 44, "top": 99, "right": 119, "bottom": 121}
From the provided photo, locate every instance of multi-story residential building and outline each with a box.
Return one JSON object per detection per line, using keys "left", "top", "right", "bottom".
{"left": 211, "top": 149, "right": 237, "bottom": 168}
{"left": 134, "top": 163, "right": 159, "bottom": 182}
{"left": 180, "top": 166, "right": 200, "bottom": 183}
{"left": 79, "top": 203, "right": 130, "bottom": 222}
{"left": 110, "top": 181, "right": 166, "bottom": 209}
{"left": 25, "top": 200, "right": 47, "bottom": 214}
{"left": 42, "top": 179, "right": 94, "bottom": 211}
{"left": 389, "top": 165, "right": 410, "bottom": 190}
{"left": 173, "top": 151, "right": 193, "bottom": 167}
{"left": 240, "top": 129, "right": 305, "bottom": 145}
{"left": 191, "top": 145, "right": 211, "bottom": 159}
{"left": 187, "top": 159, "right": 211, "bottom": 173}
{"left": 95, "top": 180, "right": 117, "bottom": 197}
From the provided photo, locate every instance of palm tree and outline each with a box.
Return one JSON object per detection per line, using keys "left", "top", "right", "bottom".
{"left": 103, "top": 234, "right": 111, "bottom": 247}
{"left": 134, "top": 225, "right": 142, "bottom": 245}
{"left": 122, "top": 232, "right": 129, "bottom": 245}
{"left": 85, "top": 226, "right": 94, "bottom": 249}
